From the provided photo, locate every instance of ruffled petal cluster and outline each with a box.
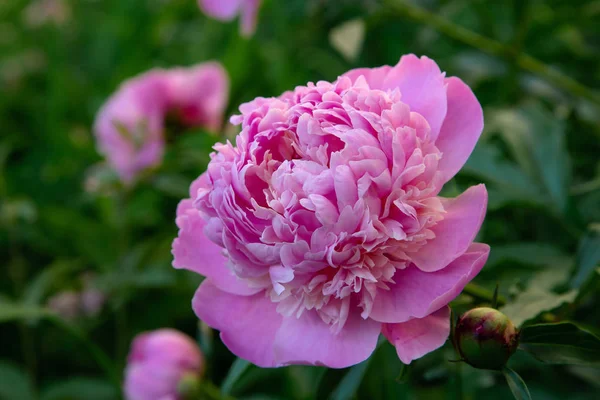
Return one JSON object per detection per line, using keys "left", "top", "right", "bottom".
{"left": 173, "top": 55, "right": 489, "bottom": 367}
{"left": 94, "top": 63, "right": 228, "bottom": 183}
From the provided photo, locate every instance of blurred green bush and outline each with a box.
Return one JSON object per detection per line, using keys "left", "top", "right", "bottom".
{"left": 1, "top": 0, "right": 599, "bottom": 399}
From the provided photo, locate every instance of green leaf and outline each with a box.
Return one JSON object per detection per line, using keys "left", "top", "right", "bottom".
{"left": 330, "top": 358, "right": 371, "bottom": 400}
{"left": 0, "top": 361, "right": 35, "bottom": 400}
{"left": 489, "top": 103, "right": 571, "bottom": 212}
{"left": 151, "top": 173, "right": 191, "bottom": 198}
{"left": 395, "top": 363, "right": 410, "bottom": 384}
{"left": 285, "top": 366, "right": 327, "bottom": 400}
{"left": 222, "top": 358, "right": 252, "bottom": 395}
{"left": 0, "top": 303, "right": 119, "bottom": 390}
{"left": 571, "top": 225, "right": 600, "bottom": 288}
{"left": 519, "top": 322, "right": 600, "bottom": 367}
{"left": 0, "top": 303, "right": 53, "bottom": 323}
{"left": 500, "top": 268, "right": 577, "bottom": 327}
{"left": 462, "top": 143, "right": 545, "bottom": 210}
{"left": 23, "top": 260, "right": 80, "bottom": 306}
{"left": 486, "top": 243, "right": 569, "bottom": 269}
{"left": 40, "top": 378, "right": 118, "bottom": 400}
{"left": 501, "top": 288, "right": 576, "bottom": 328}
{"left": 502, "top": 367, "right": 532, "bottom": 400}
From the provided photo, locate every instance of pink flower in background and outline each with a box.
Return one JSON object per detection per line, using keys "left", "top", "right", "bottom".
{"left": 164, "top": 63, "right": 230, "bottom": 130}
{"left": 173, "top": 54, "right": 489, "bottom": 367}
{"left": 124, "top": 329, "right": 204, "bottom": 400}
{"left": 47, "top": 291, "right": 80, "bottom": 320}
{"left": 46, "top": 274, "right": 106, "bottom": 319}
{"left": 198, "top": 0, "right": 262, "bottom": 36}
{"left": 94, "top": 63, "right": 228, "bottom": 184}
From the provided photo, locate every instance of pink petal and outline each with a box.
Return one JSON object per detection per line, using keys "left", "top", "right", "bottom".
{"left": 382, "top": 306, "right": 450, "bottom": 364}
{"left": 240, "top": 0, "right": 261, "bottom": 36}
{"left": 435, "top": 77, "right": 484, "bottom": 183}
{"left": 172, "top": 176, "right": 258, "bottom": 296}
{"left": 342, "top": 65, "right": 393, "bottom": 90}
{"left": 382, "top": 55, "right": 447, "bottom": 140}
{"left": 410, "top": 184, "right": 488, "bottom": 272}
{"left": 199, "top": 0, "right": 242, "bottom": 20}
{"left": 192, "top": 281, "right": 282, "bottom": 367}
{"left": 273, "top": 309, "right": 381, "bottom": 368}
{"left": 165, "top": 63, "right": 229, "bottom": 131}
{"left": 370, "top": 243, "right": 490, "bottom": 323}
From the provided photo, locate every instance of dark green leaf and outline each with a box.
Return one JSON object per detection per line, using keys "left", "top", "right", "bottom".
{"left": 499, "top": 264, "right": 576, "bottom": 327}
{"left": 489, "top": 103, "right": 570, "bottom": 212}
{"left": 0, "top": 361, "right": 35, "bottom": 400}
{"left": 330, "top": 358, "right": 371, "bottom": 400}
{"left": 462, "top": 143, "right": 545, "bottom": 209}
{"left": 486, "top": 243, "right": 569, "bottom": 269}
{"left": 0, "top": 303, "right": 53, "bottom": 323}
{"left": 502, "top": 367, "right": 532, "bottom": 400}
{"left": 222, "top": 358, "right": 252, "bottom": 395}
{"left": 395, "top": 364, "right": 410, "bottom": 384}
{"left": 519, "top": 322, "right": 600, "bottom": 366}
{"left": 40, "top": 378, "right": 117, "bottom": 400}
{"left": 571, "top": 225, "right": 600, "bottom": 288}
{"left": 23, "top": 260, "right": 80, "bottom": 306}
{"left": 151, "top": 173, "right": 191, "bottom": 198}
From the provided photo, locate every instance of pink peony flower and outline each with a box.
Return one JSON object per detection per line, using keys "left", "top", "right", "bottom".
{"left": 198, "top": 0, "right": 262, "bottom": 37}
{"left": 124, "top": 329, "right": 204, "bottom": 400}
{"left": 94, "top": 63, "right": 228, "bottom": 184}
{"left": 173, "top": 54, "right": 489, "bottom": 367}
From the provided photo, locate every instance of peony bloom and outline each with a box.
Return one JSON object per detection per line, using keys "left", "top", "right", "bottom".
{"left": 173, "top": 54, "right": 489, "bottom": 367}
{"left": 124, "top": 329, "right": 204, "bottom": 400}
{"left": 94, "top": 63, "right": 228, "bottom": 184}
{"left": 198, "top": 0, "right": 262, "bottom": 37}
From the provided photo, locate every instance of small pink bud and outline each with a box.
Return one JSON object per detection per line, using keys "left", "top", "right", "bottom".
{"left": 124, "top": 329, "right": 204, "bottom": 400}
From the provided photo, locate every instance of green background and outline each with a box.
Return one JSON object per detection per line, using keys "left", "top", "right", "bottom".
{"left": 1, "top": 0, "right": 600, "bottom": 399}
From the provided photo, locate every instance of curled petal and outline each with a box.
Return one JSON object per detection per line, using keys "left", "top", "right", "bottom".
{"left": 382, "top": 54, "right": 447, "bottom": 140}
{"left": 436, "top": 77, "right": 484, "bottom": 183}
{"left": 383, "top": 306, "right": 450, "bottom": 364}
{"left": 193, "top": 281, "right": 282, "bottom": 367}
{"left": 173, "top": 175, "right": 258, "bottom": 296}
{"left": 273, "top": 309, "right": 381, "bottom": 368}
{"left": 410, "top": 184, "right": 488, "bottom": 272}
{"left": 370, "top": 243, "right": 490, "bottom": 323}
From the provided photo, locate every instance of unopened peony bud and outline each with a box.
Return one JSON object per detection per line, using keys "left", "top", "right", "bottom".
{"left": 455, "top": 307, "right": 519, "bottom": 370}
{"left": 124, "top": 329, "right": 204, "bottom": 400}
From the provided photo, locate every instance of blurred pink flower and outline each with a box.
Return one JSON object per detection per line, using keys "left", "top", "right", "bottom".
{"left": 198, "top": 0, "right": 262, "bottom": 36}
{"left": 173, "top": 54, "right": 489, "bottom": 367}
{"left": 124, "top": 329, "right": 204, "bottom": 400}
{"left": 80, "top": 277, "right": 105, "bottom": 317}
{"left": 47, "top": 291, "right": 80, "bottom": 320}
{"left": 23, "top": 0, "right": 71, "bottom": 28}
{"left": 94, "top": 63, "right": 228, "bottom": 184}
{"left": 46, "top": 273, "right": 106, "bottom": 319}
{"left": 164, "top": 64, "right": 230, "bottom": 130}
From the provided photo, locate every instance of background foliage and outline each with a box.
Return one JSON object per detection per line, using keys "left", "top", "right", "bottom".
{"left": 1, "top": 0, "right": 600, "bottom": 399}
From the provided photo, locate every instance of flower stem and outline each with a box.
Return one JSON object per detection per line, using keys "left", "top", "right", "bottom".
{"left": 463, "top": 283, "right": 507, "bottom": 307}
{"left": 200, "top": 381, "right": 236, "bottom": 400}
{"left": 384, "top": 0, "right": 600, "bottom": 106}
